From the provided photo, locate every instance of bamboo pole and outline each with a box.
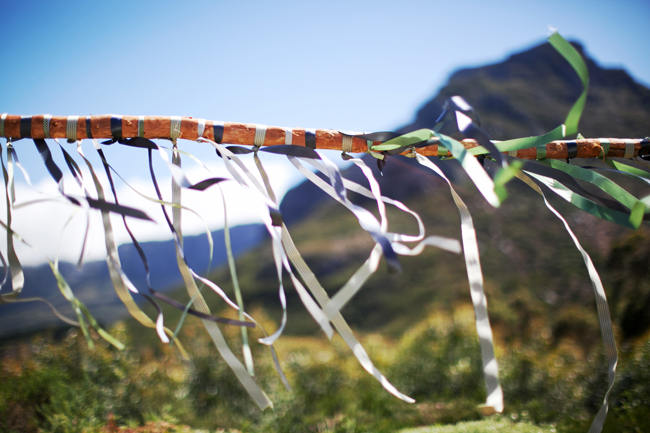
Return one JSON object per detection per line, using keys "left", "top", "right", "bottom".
{"left": 1, "top": 114, "right": 647, "bottom": 159}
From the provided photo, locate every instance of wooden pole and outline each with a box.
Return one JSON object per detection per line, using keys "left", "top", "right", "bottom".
{"left": 0, "top": 114, "right": 646, "bottom": 159}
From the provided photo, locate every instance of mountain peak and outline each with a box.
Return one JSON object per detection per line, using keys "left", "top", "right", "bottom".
{"left": 402, "top": 40, "right": 650, "bottom": 140}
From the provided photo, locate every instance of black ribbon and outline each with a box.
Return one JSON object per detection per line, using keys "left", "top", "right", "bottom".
{"left": 639, "top": 138, "right": 650, "bottom": 161}
{"left": 35, "top": 139, "right": 154, "bottom": 219}
{"left": 225, "top": 145, "right": 253, "bottom": 155}
{"left": 33, "top": 139, "right": 63, "bottom": 183}
{"left": 213, "top": 124, "right": 224, "bottom": 143}
{"left": 305, "top": 130, "right": 316, "bottom": 149}
{"left": 20, "top": 116, "right": 31, "bottom": 139}
{"left": 566, "top": 141, "right": 578, "bottom": 160}
{"left": 58, "top": 144, "right": 84, "bottom": 187}
{"left": 85, "top": 116, "right": 92, "bottom": 139}
{"left": 110, "top": 116, "right": 122, "bottom": 140}
{"left": 261, "top": 144, "right": 321, "bottom": 159}
{"left": 187, "top": 177, "right": 229, "bottom": 191}
{"left": 93, "top": 142, "right": 252, "bottom": 328}
{"left": 341, "top": 131, "right": 402, "bottom": 142}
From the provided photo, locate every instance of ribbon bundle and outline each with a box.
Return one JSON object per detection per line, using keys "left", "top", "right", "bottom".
{"left": 1, "top": 32, "right": 648, "bottom": 433}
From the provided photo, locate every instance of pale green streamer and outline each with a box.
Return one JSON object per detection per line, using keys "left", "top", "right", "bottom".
{"left": 288, "top": 157, "right": 390, "bottom": 320}
{"left": 371, "top": 130, "right": 501, "bottom": 207}
{"left": 244, "top": 147, "right": 417, "bottom": 401}
{"left": 172, "top": 295, "right": 197, "bottom": 340}
{"left": 49, "top": 259, "right": 125, "bottom": 350}
{"left": 80, "top": 140, "right": 189, "bottom": 357}
{"left": 0, "top": 145, "right": 101, "bottom": 352}
{"left": 198, "top": 138, "right": 333, "bottom": 342}
{"left": 524, "top": 171, "right": 638, "bottom": 228}
{"left": 471, "top": 32, "right": 589, "bottom": 156}
{"left": 1, "top": 295, "right": 79, "bottom": 327}
{"left": 287, "top": 156, "right": 388, "bottom": 319}
{"left": 543, "top": 159, "right": 646, "bottom": 227}
{"left": 12, "top": 139, "right": 121, "bottom": 349}
{"left": 608, "top": 160, "right": 650, "bottom": 182}
{"left": 0, "top": 211, "right": 81, "bottom": 328}
{"left": 219, "top": 185, "right": 255, "bottom": 376}
{"left": 85, "top": 143, "right": 171, "bottom": 344}
{"left": 170, "top": 143, "right": 272, "bottom": 410}
{"left": 436, "top": 132, "right": 501, "bottom": 207}
{"left": 516, "top": 172, "right": 617, "bottom": 433}
{"left": 153, "top": 145, "right": 215, "bottom": 267}
{"left": 281, "top": 152, "right": 458, "bottom": 402}
{"left": 415, "top": 153, "right": 503, "bottom": 413}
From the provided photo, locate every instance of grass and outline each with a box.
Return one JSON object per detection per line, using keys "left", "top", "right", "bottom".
{"left": 400, "top": 417, "right": 556, "bottom": 433}
{"left": 96, "top": 417, "right": 555, "bottom": 433}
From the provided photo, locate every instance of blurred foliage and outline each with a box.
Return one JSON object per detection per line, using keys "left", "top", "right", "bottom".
{"left": 2, "top": 301, "right": 649, "bottom": 432}
{"left": 399, "top": 417, "right": 557, "bottom": 433}
{"left": 3, "top": 175, "right": 649, "bottom": 432}
{"left": 2, "top": 177, "right": 649, "bottom": 432}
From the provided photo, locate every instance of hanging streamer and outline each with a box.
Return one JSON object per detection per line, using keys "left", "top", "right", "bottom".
{"left": 168, "top": 142, "right": 272, "bottom": 409}
{"left": 516, "top": 172, "right": 617, "bottom": 433}
{"left": 415, "top": 153, "right": 504, "bottom": 413}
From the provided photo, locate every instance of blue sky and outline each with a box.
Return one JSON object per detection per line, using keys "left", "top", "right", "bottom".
{"left": 3, "top": 0, "right": 649, "bottom": 131}
{"left": 2, "top": 0, "right": 649, "bottom": 264}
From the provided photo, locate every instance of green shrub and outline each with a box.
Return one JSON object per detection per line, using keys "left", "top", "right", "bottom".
{"left": 390, "top": 313, "right": 484, "bottom": 404}
{"left": 603, "top": 341, "right": 650, "bottom": 433}
{"left": 3, "top": 312, "right": 648, "bottom": 432}
{"left": 0, "top": 328, "right": 187, "bottom": 432}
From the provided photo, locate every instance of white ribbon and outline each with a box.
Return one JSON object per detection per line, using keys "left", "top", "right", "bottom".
{"left": 516, "top": 172, "right": 617, "bottom": 433}
{"left": 415, "top": 152, "right": 504, "bottom": 413}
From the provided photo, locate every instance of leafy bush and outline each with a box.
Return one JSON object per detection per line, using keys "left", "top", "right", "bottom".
{"left": 390, "top": 309, "right": 485, "bottom": 407}
{"left": 0, "top": 327, "right": 187, "bottom": 432}
{"left": 1, "top": 308, "right": 649, "bottom": 432}
{"left": 603, "top": 341, "right": 650, "bottom": 433}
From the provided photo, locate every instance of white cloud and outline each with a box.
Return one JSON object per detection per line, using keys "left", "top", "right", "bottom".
{"left": 0, "top": 151, "right": 303, "bottom": 266}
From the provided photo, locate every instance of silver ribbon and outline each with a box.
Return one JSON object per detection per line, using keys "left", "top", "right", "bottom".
{"left": 137, "top": 116, "right": 145, "bottom": 137}
{"left": 415, "top": 152, "right": 504, "bottom": 413}
{"left": 43, "top": 114, "right": 52, "bottom": 138}
{"left": 254, "top": 125, "right": 267, "bottom": 147}
{"left": 66, "top": 115, "right": 79, "bottom": 141}
{"left": 170, "top": 116, "right": 182, "bottom": 141}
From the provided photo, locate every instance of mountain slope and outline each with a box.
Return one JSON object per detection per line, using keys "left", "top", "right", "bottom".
{"left": 244, "top": 39, "right": 650, "bottom": 339}
{"left": 401, "top": 40, "right": 650, "bottom": 139}
{"left": 0, "top": 224, "right": 265, "bottom": 339}
{"left": 282, "top": 41, "right": 650, "bottom": 225}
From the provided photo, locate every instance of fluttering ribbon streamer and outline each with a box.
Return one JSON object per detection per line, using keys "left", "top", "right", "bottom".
{"left": 414, "top": 153, "right": 504, "bottom": 413}
{"left": 1, "top": 32, "right": 648, "bottom": 433}
{"left": 515, "top": 172, "right": 617, "bottom": 433}
{"left": 168, "top": 142, "right": 272, "bottom": 409}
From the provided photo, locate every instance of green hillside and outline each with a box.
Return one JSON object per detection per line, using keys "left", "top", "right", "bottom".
{"left": 204, "top": 37, "right": 650, "bottom": 343}
{"left": 188, "top": 38, "right": 650, "bottom": 431}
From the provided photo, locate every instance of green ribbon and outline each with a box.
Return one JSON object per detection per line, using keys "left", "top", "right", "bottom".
{"left": 471, "top": 32, "right": 589, "bottom": 156}
{"left": 543, "top": 159, "right": 646, "bottom": 228}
